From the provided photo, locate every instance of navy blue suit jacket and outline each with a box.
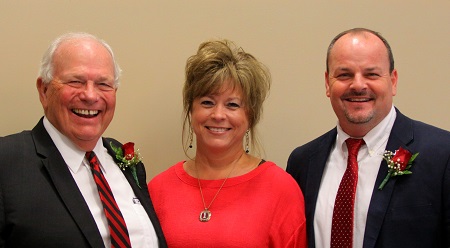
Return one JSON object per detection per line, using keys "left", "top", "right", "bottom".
{"left": 0, "top": 118, "right": 167, "bottom": 247}
{"left": 287, "top": 109, "right": 450, "bottom": 247}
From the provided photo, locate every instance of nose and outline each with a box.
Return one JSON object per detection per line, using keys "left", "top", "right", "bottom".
{"left": 211, "top": 105, "right": 226, "bottom": 120}
{"left": 79, "top": 82, "right": 99, "bottom": 102}
{"left": 350, "top": 74, "right": 367, "bottom": 91}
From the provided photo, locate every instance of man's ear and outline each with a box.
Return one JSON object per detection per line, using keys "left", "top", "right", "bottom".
{"left": 390, "top": 69, "right": 398, "bottom": 96}
{"left": 37, "top": 77, "right": 48, "bottom": 107}
{"left": 325, "top": 71, "right": 331, "bottom": 98}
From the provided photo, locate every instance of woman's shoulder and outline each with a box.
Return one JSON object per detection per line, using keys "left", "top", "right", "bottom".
{"left": 148, "top": 161, "right": 185, "bottom": 186}
{"left": 256, "top": 161, "right": 305, "bottom": 204}
{"left": 260, "top": 160, "right": 289, "bottom": 175}
{"left": 259, "top": 161, "right": 300, "bottom": 186}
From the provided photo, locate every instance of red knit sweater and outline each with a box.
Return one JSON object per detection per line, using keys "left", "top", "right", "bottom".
{"left": 148, "top": 161, "right": 307, "bottom": 248}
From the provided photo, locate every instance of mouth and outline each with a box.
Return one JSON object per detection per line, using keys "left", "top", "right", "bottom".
{"left": 72, "top": 109, "right": 99, "bottom": 118}
{"left": 345, "top": 97, "right": 372, "bottom": 103}
{"left": 342, "top": 90, "right": 375, "bottom": 103}
{"left": 206, "top": 127, "right": 231, "bottom": 133}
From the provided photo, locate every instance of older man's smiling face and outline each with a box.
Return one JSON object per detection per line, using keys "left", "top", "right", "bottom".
{"left": 37, "top": 38, "right": 117, "bottom": 151}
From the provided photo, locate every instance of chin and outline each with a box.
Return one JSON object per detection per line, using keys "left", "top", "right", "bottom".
{"left": 74, "top": 129, "right": 103, "bottom": 142}
{"left": 345, "top": 111, "right": 374, "bottom": 124}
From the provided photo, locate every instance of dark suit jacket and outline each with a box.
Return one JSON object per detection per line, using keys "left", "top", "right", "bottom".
{"left": 287, "top": 109, "right": 450, "bottom": 248}
{"left": 0, "top": 118, "right": 167, "bottom": 248}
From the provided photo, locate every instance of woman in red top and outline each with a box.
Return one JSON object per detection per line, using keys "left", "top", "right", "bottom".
{"left": 148, "top": 39, "right": 307, "bottom": 248}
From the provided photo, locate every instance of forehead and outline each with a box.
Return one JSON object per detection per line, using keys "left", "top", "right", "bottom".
{"left": 56, "top": 38, "right": 110, "bottom": 56}
{"left": 198, "top": 79, "right": 241, "bottom": 96}
{"left": 53, "top": 39, "right": 115, "bottom": 78}
{"left": 329, "top": 32, "right": 389, "bottom": 69}
{"left": 212, "top": 81, "right": 243, "bottom": 97}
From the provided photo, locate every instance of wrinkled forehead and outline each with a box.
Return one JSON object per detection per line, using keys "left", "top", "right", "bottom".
{"left": 54, "top": 38, "right": 111, "bottom": 59}
{"left": 53, "top": 40, "right": 114, "bottom": 71}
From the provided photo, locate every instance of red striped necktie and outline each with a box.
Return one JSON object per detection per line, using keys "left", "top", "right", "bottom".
{"left": 86, "top": 151, "right": 132, "bottom": 248}
{"left": 330, "top": 138, "right": 365, "bottom": 248}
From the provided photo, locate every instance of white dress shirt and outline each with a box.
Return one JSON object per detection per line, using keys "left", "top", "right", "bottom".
{"left": 314, "top": 106, "right": 396, "bottom": 248}
{"left": 43, "top": 117, "right": 158, "bottom": 248}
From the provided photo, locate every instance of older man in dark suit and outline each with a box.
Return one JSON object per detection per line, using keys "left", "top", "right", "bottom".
{"left": 287, "top": 28, "right": 450, "bottom": 248}
{"left": 0, "top": 32, "right": 167, "bottom": 247}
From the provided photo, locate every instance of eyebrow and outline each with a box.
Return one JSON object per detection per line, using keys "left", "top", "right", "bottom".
{"left": 64, "top": 75, "right": 114, "bottom": 83}
{"left": 363, "top": 67, "right": 382, "bottom": 72}
{"left": 334, "top": 66, "right": 381, "bottom": 72}
{"left": 334, "top": 67, "right": 351, "bottom": 72}
{"left": 201, "top": 95, "right": 243, "bottom": 103}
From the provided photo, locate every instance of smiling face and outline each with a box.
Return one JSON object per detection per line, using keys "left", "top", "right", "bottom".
{"left": 325, "top": 32, "right": 397, "bottom": 137}
{"left": 37, "top": 38, "right": 116, "bottom": 151}
{"left": 191, "top": 81, "right": 249, "bottom": 154}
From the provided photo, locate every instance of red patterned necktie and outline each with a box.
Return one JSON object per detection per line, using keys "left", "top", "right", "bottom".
{"left": 86, "top": 151, "right": 132, "bottom": 248}
{"left": 330, "top": 138, "right": 365, "bottom": 248}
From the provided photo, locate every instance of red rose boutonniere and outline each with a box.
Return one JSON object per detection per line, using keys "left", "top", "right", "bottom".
{"left": 110, "top": 142, "right": 142, "bottom": 188}
{"left": 378, "top": 147, "right": 419, "bottom": 190}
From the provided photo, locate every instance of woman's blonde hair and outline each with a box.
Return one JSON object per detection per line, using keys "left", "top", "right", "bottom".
{"left": 182, "top": 39, "right": 271, "bottom": 156}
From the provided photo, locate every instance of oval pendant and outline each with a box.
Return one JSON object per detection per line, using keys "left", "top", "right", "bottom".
{"left": 199, "top": 209, "right": 211, "bottom": 222}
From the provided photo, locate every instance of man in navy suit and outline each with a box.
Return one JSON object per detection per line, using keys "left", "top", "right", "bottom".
{"left": 287, "top": 28, "right": 449, "bottom": 247}
{"left": 0, "top": 32, "right": 167, "bottom": 247}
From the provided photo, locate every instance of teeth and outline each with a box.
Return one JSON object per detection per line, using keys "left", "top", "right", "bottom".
{"left": 349, "top": 98, "right": 369, "bottom": 102}
{"left": 209, "top": 127, "right": 228, "bottom": 132}
{"left": 73, "top": 109, "right": 99, "bottom": 116}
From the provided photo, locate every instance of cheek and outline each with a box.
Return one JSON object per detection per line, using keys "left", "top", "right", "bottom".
{"left": 189, "top": 112, "right": 202, "bottom": 131}
{"left": 234, "top": 111, "right": 250, "bottom": 127}
{"left": 192, "top": 114, "right": 206, "bottom": 128}
{"left": 372, "top": 84, "right": 393, "bottom": 98}
{"left": 191, "top": 106, "right": 208, "bottom": 120}
{"left": 107, "top": 96, "right": 116, "bottom": 109}
{"left": 45, "top": 88, "right": 66, "bottom": 110}
{"left": 102, "top": 92, "right": 117, "bottom": 110}
{"left": 325, "top": 79, "right": 342, "bottom": 98}
{"left": 329, "top": 83, "right": 348, "bottom": 98}
{"left": 326, "top": 85, "right": 339, "bottom": 99}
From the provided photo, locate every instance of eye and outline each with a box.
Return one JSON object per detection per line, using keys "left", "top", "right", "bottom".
{"left": 66, "top": 81, "right": 84, "bottom": 88}
{"left": 226, "top": 102, "right": 241, "bottom": 109}
{"left": 366, "top": 73, "right": 381, "bottom": 79}
{"left": 97, "top": 82, "right": 115, "bottom": 91}
{"left": 336, "top": 73, "right": 352, "bottom": 80}
{"left": 200, "top": 100, "right": 214, "bottom": 107}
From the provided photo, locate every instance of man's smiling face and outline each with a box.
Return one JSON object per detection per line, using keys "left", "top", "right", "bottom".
{"left": 325, "top": 31, "right": 397, "bottom": 137}
{"left": 37, "top": 38, "right": 117, "bottom": 151}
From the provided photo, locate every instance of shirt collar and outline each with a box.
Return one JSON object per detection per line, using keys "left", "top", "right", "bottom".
{"left": 336, "top": 105, "right": 397, "bottom": 156}
{"left": 43, "top": 116, "right": 107, "bottom": 173}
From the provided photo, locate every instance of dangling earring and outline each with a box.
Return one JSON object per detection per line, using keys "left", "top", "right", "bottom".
{"left": 188, "top": 127, "right": 193, "bottom": 149}
{"left": 245, "top": 130, "right": 250, "bottom": 153}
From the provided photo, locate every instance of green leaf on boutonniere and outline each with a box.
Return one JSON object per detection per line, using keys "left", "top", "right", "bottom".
{"left": 110, "top": 141, "right": 142, "bottom": 188}
{"left": 378, "top": 147, "right": 418, "bottom": 190}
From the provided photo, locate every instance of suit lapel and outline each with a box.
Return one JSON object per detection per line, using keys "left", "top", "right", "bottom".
{"left": 103, "top": 139, "right": 148, "bottom": 202}
{"left": 363, "top": 110, "right": 414, "bottom": 248}
{"left": 306, "top": 128, "right": 337, "bottom": 248}
{"left": 32, "top": 120, "right": 105, "bottom": 248}
{"left": 104, "top": 138, "right": 167, "bottom": 247}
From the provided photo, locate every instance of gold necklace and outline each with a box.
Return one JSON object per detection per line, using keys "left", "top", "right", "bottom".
{"left": 195, "top": 162, "right": 237, "bottom": 222}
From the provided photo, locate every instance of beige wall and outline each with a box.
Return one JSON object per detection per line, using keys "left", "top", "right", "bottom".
{"left": 1, "top": 1, "right": 449, "bottom": 180}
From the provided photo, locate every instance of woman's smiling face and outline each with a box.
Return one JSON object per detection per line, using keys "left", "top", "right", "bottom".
{"left": 191, "top": 81, "right": 249, "bottom": 153}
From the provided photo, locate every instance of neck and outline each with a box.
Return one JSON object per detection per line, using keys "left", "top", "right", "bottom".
{"left": 194, "top": 150, "right": 245, "bottom": 179}
{"left": 188, "top": 148, "right": 263, "bottom": 180}
{"left": 340, "top": 123, "right": 373, "bottom": 138}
